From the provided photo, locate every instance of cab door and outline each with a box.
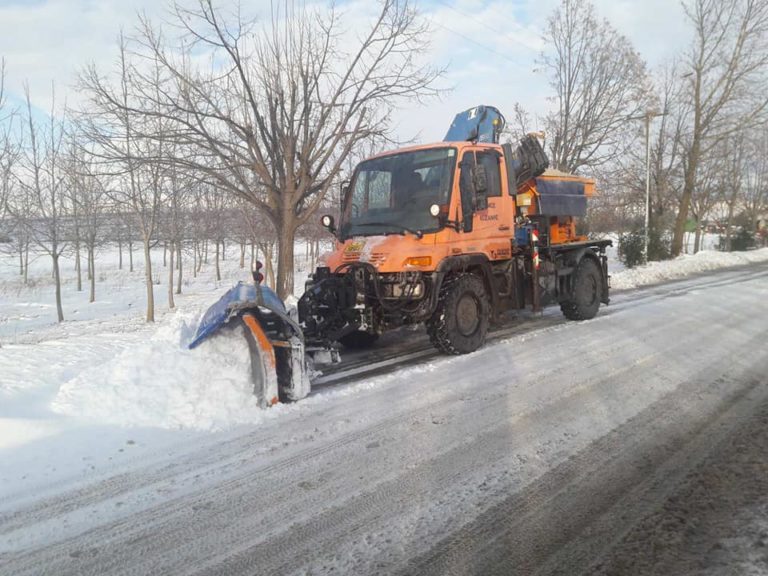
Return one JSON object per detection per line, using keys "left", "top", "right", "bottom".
{"left": 462, "top": 148, "right": 513, "bottom": 256}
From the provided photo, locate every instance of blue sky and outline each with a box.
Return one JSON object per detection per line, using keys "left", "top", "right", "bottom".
{"left": 0, "top": 0, "right": 691, "bottom": 141}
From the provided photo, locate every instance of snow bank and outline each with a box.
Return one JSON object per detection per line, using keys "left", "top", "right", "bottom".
{"left": 611, "top": 248, "right": 768, "bottom": 291}
{"left": 52, "top": 309, "right": 263, "bottom": 430}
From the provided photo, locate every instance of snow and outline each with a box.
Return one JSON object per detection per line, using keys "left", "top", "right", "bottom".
{"left": 1, "top": 263, "right": 766, "bottom": 574}
{"left": 0, "top": 236, "right": 766, "bottom": 513}
{"left": 611, "top": 247, "right": 768, "bottom": 290}
{"left": 51, "top": 308, "right": 263, "bottom": 431}
{"left": 356, "top": 235, "right": 388, "bottom": 262}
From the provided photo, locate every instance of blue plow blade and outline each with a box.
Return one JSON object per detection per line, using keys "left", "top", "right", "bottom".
{"left": 188, "top": 282, "right": 288, "bottom": 349}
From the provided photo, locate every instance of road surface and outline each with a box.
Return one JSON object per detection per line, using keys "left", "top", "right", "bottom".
{"left": 2, "top": 263, "right": 767, "bottom": 575}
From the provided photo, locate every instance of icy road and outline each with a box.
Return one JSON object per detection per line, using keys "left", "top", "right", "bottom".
{"left": 2, "top": 264, "right": 768, "bottom": 575}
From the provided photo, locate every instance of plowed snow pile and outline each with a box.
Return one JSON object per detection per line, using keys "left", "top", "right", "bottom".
{"left": 52, "top": 310, "right": 262, "bottom": 430}
{"left": 611, "top": 247, "right": 768, "bottom": 290}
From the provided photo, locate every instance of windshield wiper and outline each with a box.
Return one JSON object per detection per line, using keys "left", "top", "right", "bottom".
{"left": 353, "top": 222, "right": 423, "bottom": 239}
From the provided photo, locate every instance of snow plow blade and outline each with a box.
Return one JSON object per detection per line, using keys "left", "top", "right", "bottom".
{"left": 189, "top": 282, "right": 310, "bottom": 406}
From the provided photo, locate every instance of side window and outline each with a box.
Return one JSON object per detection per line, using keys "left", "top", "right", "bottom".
{"left": 476, "top": 152, "right": 501, "bottom": 197}
{"left": 459, "top": 152, "right": 476, "bottom": 231}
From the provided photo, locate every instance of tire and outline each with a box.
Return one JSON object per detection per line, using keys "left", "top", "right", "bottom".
{"left": 560, "top": 258, "right": 602, "bottom": 321}
{"left": 427, "top": 274, "right": 490, "bottom": 355}
{"left": 338, "top": 330, "right": 379, "bottom": 350}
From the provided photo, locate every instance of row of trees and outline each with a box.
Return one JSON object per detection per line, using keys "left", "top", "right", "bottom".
{"left": 0, "top": 0, "right": 439, "bottom": 322}
{"left": 512, "top": 0, "right": 768, "bottom": 259}
{"left": 2, "top": 0, "right": 768, "bottom": 322}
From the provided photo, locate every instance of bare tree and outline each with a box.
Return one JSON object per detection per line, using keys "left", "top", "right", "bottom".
{"left": 16, "top": 84, "right": 68, "bottom": 322}
{"left": 541, "top": 0, "right": 652, "bottom": 174}
{"left": 671, "top": 0, "right": 768, "bottom": 255}
{"left": 742, "top": 128, "right": 768, "bottom": 234}
{"left": 501, "top": 102, "right": 537, "bottom": 144}
{"left": 83, "top": 0, "right": 441, "bottom": 298}
{"left": 78, "top": 35, "right": 164, "bottom": 321}
{"left": 67, "top": 138, "right": 107, "bottom": 302}
{"left": 689, "top": 151, "right": 725, "bottom": 252}
{"left": 0, "top": 58, "right": 17, "bottom": 217}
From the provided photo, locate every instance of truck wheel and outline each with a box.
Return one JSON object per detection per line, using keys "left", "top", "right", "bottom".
{"left": 561, "top": 258, "right": 602, "bottom": 321}
{"left": 427, "top": 274, "right": 490, "bottom": 355}
{"left": 338, "top": 330, "right": 379, "bottom": 350}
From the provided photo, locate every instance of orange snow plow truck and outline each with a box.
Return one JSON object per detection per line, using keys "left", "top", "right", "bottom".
{"left": 191, "top": 105, "right": 611, "bottom": 405}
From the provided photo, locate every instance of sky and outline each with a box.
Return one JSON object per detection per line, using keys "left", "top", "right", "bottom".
{"left": 0, "top": 0, "right": 692, "bottom": 142}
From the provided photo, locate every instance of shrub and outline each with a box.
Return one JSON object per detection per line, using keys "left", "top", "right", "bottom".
{"left": 719, "top": 229, "right": 755, "bottom": 252}
{"left": 618, "top": 228, "right": 672, "bottom": 268}
{"left": 618, "top": 231, "right": 645, "bottom": 269}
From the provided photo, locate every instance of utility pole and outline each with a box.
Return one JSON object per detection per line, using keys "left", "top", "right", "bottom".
{"left": 643, "top": 110, "right": 665, "bottom": 262}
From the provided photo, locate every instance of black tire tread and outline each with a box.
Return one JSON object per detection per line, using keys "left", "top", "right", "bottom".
{"left": 560, "top": 258, "right": 602, "bottom": 321}
{"left": 427, "top": 274, "right": 490, "bottom": 355}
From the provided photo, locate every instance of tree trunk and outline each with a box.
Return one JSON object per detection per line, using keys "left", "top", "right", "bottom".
{"left": 215, "top": 240, "right": 221, "bottom": 281}
{"left": 118, "top": 237, "right": 123, "bottom": 270}
{"left": 23, "top": 241, "right": 29, "bottom": 285}
{"left": 52, "top": 252, "right": 64, "bottom": 322}
{"left": 221, "top": 240, "right": 225, "bottom": 261}
{"left": 239, "top": 241, "right": 245, "bottom": 269}
{"left": 693, "top": 224, "right": 702, "bottom": 254}
{"left": 672, "top": 174, "right": 694, "bottom": 256}
{"left": 725, "top": 204, "right": 736, "bottom": 252}
{"left": 672, "top": 108, "right": 702, "bottom": 257}
{"left": 168, "top": 240, "right": 175, "bottom": 309}
{"left": 163, "top": 241, "right": 167, "bottom": 267}
{"left": 268, "top": 244, "right": 276, "bottom": 288}
{"left": 89, "top": 246, "right": 96, "bottom": 303}
{"left": 129, "top": 238, "right": 134, "bottom": 272}
{"left": 19, "top": 246, "right": 24, "bottom": 276}
{"left": 250, "top": 240, "right": 255, "bottom": 269}
{"left": 203, "top": 239, "right": 208, "bottom": 264}
{"left": 193, "top": 240, "right": 198, "bottom": 278}
{"left": 176, "top": 242, "right": 183, "bottom": 295}
{"left": 276, "top": 225, "right": 295, "bottom": 298}
{"left": 143, "top": 239, "right": 155, "bottom": 322}
{"left": 75, "top": 239, "right": 83, "bottom": 291}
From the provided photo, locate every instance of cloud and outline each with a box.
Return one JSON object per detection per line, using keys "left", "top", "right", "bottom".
{"left": 0, "top": 0, "right": 691, "bottom": 141}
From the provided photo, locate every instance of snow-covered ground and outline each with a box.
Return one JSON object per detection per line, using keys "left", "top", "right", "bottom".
{"left": 611, "top": 247, "right": 768, "bottom": 290}
{"left": 1, "top": 241, "right": 767, "bottom": 466}
{"left": 0, "top": 253, "right": 766, "bottom": 575}
{"left": 0, "top": 242, "right": 326, "bottom": 497}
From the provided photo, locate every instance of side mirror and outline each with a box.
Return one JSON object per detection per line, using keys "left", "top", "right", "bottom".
{"left": 474, "top": 164, "right": 488, "bottom": 211}
{"left": 321, "top": 214, "right": 336, "bottom": 234}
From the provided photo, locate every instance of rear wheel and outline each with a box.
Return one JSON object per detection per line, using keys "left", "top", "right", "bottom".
{"left": 338, "top": 330, "right": 379, "bottom": 350}
{"left": 560, "top": 258, "right": 602, "bottom": 320}
{"left": 427, "top": 274, "right": 490, "bottom": 355}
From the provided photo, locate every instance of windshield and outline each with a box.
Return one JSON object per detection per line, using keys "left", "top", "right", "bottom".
{"left": 339, "top": 147, "right": 457, "bottom": 239}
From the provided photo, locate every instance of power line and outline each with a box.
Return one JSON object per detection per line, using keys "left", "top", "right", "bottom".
{"left": 432, "top": 0, "right": 537, "bottom": 52}
{"left": 428, "top": 17, "right": 529, "bottom": 71}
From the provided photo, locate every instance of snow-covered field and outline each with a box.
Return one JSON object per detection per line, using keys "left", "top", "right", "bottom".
{"left": 2, "top": 242, "right": 767, "bottom": 457}
{"left": 0, "top": 253, "right": 765, "bottom": 574}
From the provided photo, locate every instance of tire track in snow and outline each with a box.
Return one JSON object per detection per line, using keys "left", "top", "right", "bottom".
{"left": 2, "top": 275, "right": 765, "bottom": 575}
{"left": 0, "top": 267, "right": 766, "bottom": 575}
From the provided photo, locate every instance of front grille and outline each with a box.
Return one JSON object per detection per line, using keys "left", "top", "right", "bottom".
{"left": 342, "top": 251, "right": 387, "bottom": 265}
